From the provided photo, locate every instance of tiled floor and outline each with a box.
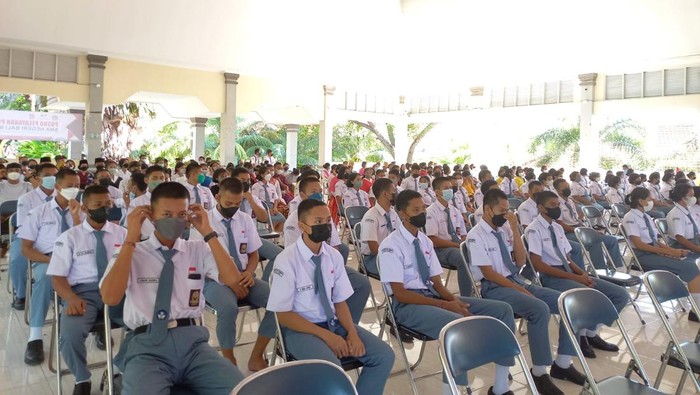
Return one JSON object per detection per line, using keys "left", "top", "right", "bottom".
{"left": 0, "top": 251, "right": 698, "bottom": 394}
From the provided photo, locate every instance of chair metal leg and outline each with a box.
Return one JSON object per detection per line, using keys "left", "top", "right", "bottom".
{"left": 24, "top": 264, "right": 31, "bottom": 325}
{"left": 676, "top": 370, "right": 689, "bottom": 395}
{"left": 444, "top": 269, "right": 452, "bottom": 288}
{"left": 654, "top": 342, "right": 672, "bottom": 389}
{"left": 631, "top": 299, "right": 646, "bottom": 325}
{"left": 53, "top": 292, "right": 62, "bottom": 395}
{"left": 104, "top": 308, "right": 115, "bottom": 395}
{"left": 517, "top": 318, "right": 527, "bottom": 335}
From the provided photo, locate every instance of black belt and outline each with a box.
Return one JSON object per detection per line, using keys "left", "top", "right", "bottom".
{"left": 133, "top": 318, "right": 196, "bottom": 335}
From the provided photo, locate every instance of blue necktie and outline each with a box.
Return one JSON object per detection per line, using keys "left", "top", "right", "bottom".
{"left": 642, "top": 214, "right": 658, "bottom": 246}
{"left": 548, "top": 225, "right": 572, "bottom": 272}
{"left": 223, "top": 219, "right": 244, "bottom": 271}
{"left": 414, "top": 178, "right": 417, "bottom": 191}
{"left": 193, "top": 186, "right": 201, "bottom": 204}
{"left": 263, "top": 184, "right": 272, "bottom": 206}
{"left": 687, "top": 212, "right": 699, "bottom": 243}
{"left": 310, "top": 255, "right": 334, "bottom": 325}
{"left": 93, "top": 230, "right": 108, "bottom": 279}
{"left": 492, "top": 231, "right": 518, "bottom": 276}
{"left": 151, "top": 248, "right": 177, "bottom": 344}
{"left": 412, "top": 238, "right": 437, "bottom": 296}
{"left": 445, "top": 207, "right": 461, "bottom": 243}
{"left": 45, "top": 195, "right": 53, "bottom": 202}
{"left": 564, "top": 200, "right": 576, "bottom": 223}
{"left": 56, "top": 207, "right": 69, "bottom": 233}
{"left": 384, "top": 212, "right": 394, "bottom": 232}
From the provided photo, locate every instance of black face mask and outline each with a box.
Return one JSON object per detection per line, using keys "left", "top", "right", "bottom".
{"left": 492, "top": 214, "right": 507, "bottom": 227}
{"left": 306, "top": 223, "right": 332, "bottom": 243}
{"left": 408, "top": 212, "right": 427, "bottom": 228}
{"left": 545, "top": 207, "right": 562, "bottom": 220}
{"left": 561, "top": 188, "right": 572, "bottom": 198}
{"left": 242, "top": 182, "right": 250, "bottom": 192}
{"left": 79, "top": 166, "right": 88, "bottom": 171}
{"left": 389, "top": 191, "right": 397, "bottom": 206}
{"left": 88, "top": 207, "right": 111, "bottom": 224}
{"left": 98, "top": 178, "right": 111, "bottom": 187}
{"left": 219, "top": 205, "right": 239, "bottom": 219}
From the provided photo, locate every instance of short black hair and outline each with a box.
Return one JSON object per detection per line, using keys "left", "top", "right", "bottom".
{"left": 145, "top": 165, "right": 165, "bottom": 178}
{"left": 372, "top": 178, "right": 393, "bottom": 198}
{"left": 625, "top": 186, "right": 650, "bottom": 208}
{"left": 231, "top": 167, "right": 250, "bottom": 178}
{"left": 37, "top": 163, "right": 57, "bottom": 173}
{"left": 483, "top": 188, "right": 507, "bottom": 208}
{"left": 131, "top": 172, "right": 147, "bottom": 192}
{"left": 299, "top": 169, "right": 320, "bottom": 180}
{"left": 480, "top": 179, "right": 498, "bottom": 194}
{"left": 185, "top": 162, "right": 202, "bottom": 177}
{"left": 94, "top": 168, "right": 110, "bottom": 178}
{"left": 218, "top": 177, "right": 243, "bottom": 195}
{"left": 299, "top": 177, "right": 321, "bottom": 194}
{"left": 345, "top": 172, "right": 361, "bottom": 187}
{"left": 553, "top": 178, "right": 567, "bottom": 191}
{"left": 432, "top": 176, "right": 450, "bottom": 191}
{"left": 411, "top": 164, "right": 420, "bottom": 171}
{"left": 478, "top": 169, "right": 491, "bottom": 181}
{"left": 297, "top": 198, "right": 327, "bottom": 222}
{"left": 395, "top": 189, "right": 422, "bottom": 212}
{"left": 670, "top": 183, "right": 693, "bottom": 202}
{"left": 56, "top": 168, "right": 78, "bottom": 182}
{"left": 528, "top": 180, "right": 543, "bottom": 191}
{"left": 151, "top": 182, "right": 189, "bottom": 205}
{"left": 212, "top": 168, "right": 228, "bottom": 180}
{"left": 6, "top": 162, "right": 21, "bottom": 170}
{"left": 608, "top": 175, "right": 621, "bottom": 188}
{"left": 535, "top": 190, "right": 559, "bottom": 206}
{"left": 82, "top": 185, "right": 110, "bottom": 202}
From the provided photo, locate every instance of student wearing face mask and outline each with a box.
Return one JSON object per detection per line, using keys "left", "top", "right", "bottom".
{"left": 604, "top": 176, "right": 625, "bottom": 205}
{"left": 100, "top": 183, "right": 245, "bottom": 393}
{"left": 400, "top": 164, "right": 422, "bottom": 192}
{"left": 519, "top": 171, "right": 536, "bottom": 199}
{"left": 586, "top": 172, "right": 609, "bottom": 209}
{"left": 418, "top": 175, "right": 436, "bottom": 205}
{"left": 19, "top": 169, "right": 85, "bottom": 366}
{"left": 77, "top": 159, "right": 92, "bottom": 189}
{"left": 425, "top": 177, "right": 472, "bottom": 297}
{"left": 660, "top": 172, "right": 676, "bottom": 201}
{"left": 538, "top": 172, "right": 555, "bottom": 193}
{"left": 667, "top": 183, "right": 700, "bottom": 255}
{"left": 473, "top": 180, "right": 500, "bottom": 224}
{"left": 569, "top": 171, "right": 603, "bottom": 211}
{"left": 472, "top": 189, "right": 585, "bottom": 395}
{"left": 622, "top": 187, "right": 700, "bottom": 321}
{"left": 449, "top": 174, "right": 472, "bottom": 223}
{"left": 251, "top": 166, "right": 286, "bottom": 232}
{"left": 47, "top": 185, "right": 126, "bottom": 395}
{"left": 645, "top": 172, "right": 673, "bottom": 215}
{"left": 268, "top": 199, "right": 394, "bottom": 395}
{"left": 93, "top": 168, "right": 121, "bottom": 202}
{"left": 473, "top": 169, "right": 493, "bottom": 208}
{"left": 182, "top": 163, "right": 215, "bottom": 211}
{"left": 517, "top": 180, "right": 544, "bottom": 227}
{"left": 525, "top": 191, "right": 627, "bottom": 360}
{"left": 343, "top": 173, "right": 371, "bottom": 208}
{"left": 282, "top": 178, "right": 370, "bottom": 323}
{"left": 360, "top": 178, "right": 399, "bottom": 276}
{"left": 125, "top": 166, "right": 167, "bottom": 239}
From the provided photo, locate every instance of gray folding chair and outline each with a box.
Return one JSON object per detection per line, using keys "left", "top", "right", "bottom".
{"left": 581, "top": 205, "right": 624, "bottom": 239}
{"left": 344, "top": 205, "right": 369, "bottom": 243}
{"left": 507, "top": 198, "right": 521, "bottom": 211}
{"left": 468, "top": 214, "right": 476, "bottom": 227}
{"left": 574, "top": 227, "right": 646, "bottom": 325}
{"left": 654, "top": 218, "right": 672, "bottom": 246}
{"left": 350, "top": 222, "right": 384, "bottom": 322}
{"left": 203, "top": 299, "right": 262, "bottom": 350}
{"left": 5, "top": 212, "right": 16, "bottom": 293}
{"left": 438, "top": 316, "right": 538, "bottom": 395}
{"left": 256, "top": 201, "right": 280, "bottom": 240}
{"left": 558, "top": 288, "right": 664, "bottom": 395}
{"left": 643, "top": 270, "right": 700, "bottom": 394}
{"left": 231, "top": 359, "right": 357, "bottom": 395}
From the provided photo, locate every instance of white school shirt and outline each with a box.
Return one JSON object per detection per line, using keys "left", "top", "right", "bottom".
{"left": 251, "top": 181, "right": 280, "bottom": 206}
{"left": 125, "top": 192, "right": 154, "bottom": 239}
{"left": 667, "top": 204, "right": 699, "bottom": 242}
{"left": 524, "top": 215, "right": 572, "bottom": 267}
{"left": 660, "top": 182, "right": 674, "bottom": 200}
{"left": 647, "top": 183, "right": 665, "bottom": 201}
{"left": 589, "top": 181, "right": 603, "bottom": 197}
{"left": 474, "top": 206, "right": 484, "bottom": 224}
{"left": 517, "top": 198, "right": 538, "bottom": 227}
{"left": 190, "top": 207, "right": 262, "bottom": 271}
{"left": 452, "top": 188, "right": 468, "bottom": 214}
{"left": 467, "top": 219, "right": 515, "bottom": 281}
{"left": 378, "top": 223, "right": 443, "bottom": 295}
{"left": 342, "top": 187, "right": 370, "bottom": 208}
{"left": 0, "top": 180, "right": 32, "bottom": 205}
{"left": 18, "top": 199, "right": 84, "bottom": 255}
{"left": 239, "top": 194, "right": 266, "bottom": 221}
{"left": 558, "top": 196, "right": 581, "bottom": 227}
{"left": 288, "top": 195, "right": 303, "bottom": 215}
{"left": 334, "top": 182, "right": 348, "bottom": 199}
{"left": 16, "top": 187, "right": 53, "bottom": 228}
{"left": 283, "top": 207, "right": 342, "bottom": 248}
{"left": 499, "top": 178, "right": 518, "bottom": 196}
{"left": 420, "top": 188, "right": 437, "bottom": 205}
{"left": 606, "top": 187, "right": 625, "bottom": 205}
{"left": 473, "top": 189, "right": 484, "bottom": 208}
{"left": 425, "top": 200, "right": 467, "bottom": 241}
{"left": 266, "top": 239, "right": 352, "bottom": 323}
{"left": 101, "top": 234, "right": 220, "bottom": 330}
{"left": 47, "top": 221, "right": 127, "bottom": 286}
{"left": 571, "top": 181, "right": 590, "bottom": 197}
{"left": 622, "top": 209, "right": 658, "bottom": 245}
{"left": 183, "top": 182, "right": 215, "bottom": 211}
{"left": 690, "top": 205, "right": 700, "bottom": 230}
{"left": 400, "top": 176, "right": 421, "bottom": 192}
{"left": 360, "top": 204, "right": 399, "bottom": 256}
{"left": 519, "top": 181, "right": 531, "bottom": 196}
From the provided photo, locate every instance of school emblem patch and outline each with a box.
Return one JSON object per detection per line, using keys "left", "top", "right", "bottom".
{"left": 157, "top": 310, "right": 167, "bottom": 320}
{"left": 189, "top": 289, "right": 200, "bottom": 307}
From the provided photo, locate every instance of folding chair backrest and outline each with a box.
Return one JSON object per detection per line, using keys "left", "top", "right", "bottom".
{"left": 232, "top": 359, "right": 357, "bottom": 395}
{"left": 573, "top": 227, "right": 604, "bottom": 252}
{"left": 644, "top": 270, "right": 689, "bottom": 304}
{"left": 459, "top": 241, "right": 481, "bottom": 297}
{"left": 345, "top": 206, "right": 369, "bottom": 230}
{"left": 468, "top": 214, "right": 476, "bottom": 227}
{"left": 611, "top": 203, "right": 629, "bottom": 219}
{"left": 508, "top": 198, "right": 520, "bottom": 211}
{"left": 352, "top": 222, "right": 362, "bottom": 247}
{"left": 581, "top": 205, "right": 603, "bottom": 220}
{"left": 559, "top": 288, "right": 618, "bottom": 334}
{"left": 0, "top": 200, "right": 18, "bottom": 216}
{"left": 654, "top": 218, "right": 671, "bottom": 244}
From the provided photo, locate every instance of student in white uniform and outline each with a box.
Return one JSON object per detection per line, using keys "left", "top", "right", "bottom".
{"left": 191, "top": 178, "right": 276, "bottom": 371}
{"left": 470, "top": 189, "right": 584, "bottom": 395}
{"left": 10, "top": 163, "right": 57, "bottom": 310}
{"left": 473, "top": 169, "right": 493, "bottom": 208}
{"left": 646, "top": 172, "right": 673, "bottom": 215}
{"left": 93, "top": 168, "right": 121, "bottom": 201}
{"left": 569, "top": 171, "right": 603, "bottom": 211}
{"left": 0, "top": 162, "right": 33, "bottom": 204}
{"left": 19, "top": 168, "right": 84, "bottom": 366}
{"left": 249, "top": 148, "right": 262, "bottom": 166}
{"left": 519, "top": 172, "right": 536, "bottom": 199}
{"left": 387, "top": 169, "right": 404, "bottom": 195}
{"left": 125, "top": 165, "right": 167, "bottom": 240}
{"left": 267, "top": 199, "right": 394, "bottom": 395}
{"left": 605, "top": 176, "right": 625, "bottom": 205}
{"left": 251, "top": 166, "right": 285, "bottom": 232}
{"left": 587, "top": 172, "right": 609, "bottom": 209}
{"left": 660, "top": 173, "right": 675, "bottom": 201}
{"left": 525, "top": 190, "right": 627, "bottom": 359}
{"left": 448, "top": 175, "right": 469, "bottom": 223}
{"left": 452, "top": 172, "right": 473, "bottom": 213}
{"left": 667, "top": 183, "right": 700, "bottom": 253}
{"left": 47, "top": 185, "right": 126, "bottom": 395}
{"left": 621, "top": 187, "right": 700, "bottom": 321}
{"left": 418, "top": 175, "right": 437, "bottom": 206}
{"left": 517, "top": 180, "right": 544, "bottom": 227}
{"left": 473, "top": 180, "right": 500, "bottom": 224}
{"left": 499, "top": 169, "right": 521, "bottom": 200}
{"left": 400, "top": 164, "right": 422, "bottom": 192}
{"left": 359, "top": 178, "right": 399, "bottom": 276}
{"left": 379, "top": 189, "right": 516, "bottom": 395}
{"left": 538, "top": 172, "right": 555, "bottom": 193}
{"left": 425, "top": 177, "right": 472, "bottom": 297}
{"left": 691, "top": 186, "right": 700, "bottom": 230}
{"left": 182, "top": 162, "right": 215, "bottom": 211}
{"left": 100, "top": 182, "right": 245, "bottom": 394}
{"left": 343, "top": 173, "right": 370, "bottom": 208}
{"left": 283, "top": 177, "right": 369, "bottom": 323}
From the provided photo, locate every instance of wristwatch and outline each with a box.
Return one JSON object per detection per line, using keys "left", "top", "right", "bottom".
{"left": 203, "top": 231, "right": 219, "bottom": 242}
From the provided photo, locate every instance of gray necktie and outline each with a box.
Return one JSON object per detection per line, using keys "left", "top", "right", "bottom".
{"left": 642, "top": 214, "right": 658, "bottom": 246}
{"left": 687, "top": 211, "right": 699, "bottom": 242}
{"left": 548, "top": 225, "right": 572, "bottom": 272}
{"left": 310, "top": 255, "right": 334, "bottom": 325}
{"left": 241, "top": 198, "right": 251, "bottom": 216}
{"left": 459, "top": 189, "right": 468, "bottom": 207}
{"left": 355, "top": 189, "right": 362, "bottom": 206}
{"left": 444, "top": 207, "right": 461, "bottom": 243}
{"left": 414, "top": 178, "right": 418, "bottom": 191}
{"left": 564, "top": 200, "right": 576, "bottom": 223}
{"left": 93, "top": 230, "right": 108, "bottom": 279}
{"left": 223, "top": 218, "right": 244, "bottom": 271}
{"left": 193, "top": 186, "right": 201, "bottom": 204}
{"left": 492, "top": 231, "right": 518, "bottom": 276}
{"left": 384, "top": 212, "right": 394, "bottom": 232}
{"left": 45, "top": 195, "right": 53, "bottom": 202}
{"left": 151, "top": 248, "right": 177, "bottom": 344}
{"left": 263, "top": 184, "right": 272, "bottom": 206}
{"left": 56, "top": 207, "right": 69, "bottom": 233}
{"left": 412, "top": 238, "right": 437, "bottom": 296}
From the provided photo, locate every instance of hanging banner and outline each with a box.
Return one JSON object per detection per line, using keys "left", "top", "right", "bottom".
{"left": 0, "top": 110, "right": 83, "bottom": 141}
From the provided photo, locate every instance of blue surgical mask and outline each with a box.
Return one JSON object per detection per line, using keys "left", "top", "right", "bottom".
{"left": 41, "top": 175, "right": 56, "bottom": 190}
{"left": 129, "top": 192, "right": 136, "bottom": 200}
{"left": 308, "top": 192, "right": 324, "bottom": 202}
{"left": 442, "top": 189, "right": 454, "bottom": 201}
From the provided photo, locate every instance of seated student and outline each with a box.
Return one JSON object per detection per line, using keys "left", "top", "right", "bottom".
{"left": 0, "top": 162, "right": 33, "bottom": 204}
{"left": 517, "top": 180, "right": 544, "bottom": 227}
{"left": 689, "top": 171, "right": 697, "bottom": 187}
{"left": 587, "top": 172, "right": 609, "bottom": 209}
{"left": 20, "top": 169, "right": 84, "bottom": 366}
{"left": 186, "top": 178, "right": 276, "bottom": 371}
{"left": 388, "top": 169, "right": 404, "bottom": 194}
{"left": 538, "top": 172, "right": 555, "bottom": 193}
{"left": 379, "top": 189, "right": 516, "bottom": 395}
{"left": 625, "top": 173, "right": 643, "bottom": 196}
{"left": 125, "top": 165, "right": 167, "bottom": 239}
{"left": 100, "top": 183, "right": 245, "bottom": 394}
{"left": 400, "top": 163, "right": 422, "bottom": 192}
{"left": 289, "top": 169, "right": 320, "bottom": 213}
{"left": 343, "top": 172, "right": 371, "bottom": 209}
{"left": 448, "top": 175, "right": 470, "bottom": 223}
{"left": 622, "top": 187, "right": 700, "bottom": 321}
{"left": 473, "top": 180, "right": 500, "bottom": 224}
{"left": 360, "top": 178, "right": 399, "bottom": 276}
{"left": 418, "top": 175, "right": 436, "bottom": 205}
{"left": 646, "top": 172, "right": 673, "bottom": 215}
{"left": 267, "top": 199, "right": 394, "bottom": 395}
{"left": 425, "top": 177, "right": 472, "bottom": 297}
{"left": 473, "top": 169, "right": 494, "bottom": 208}
{"left": 251, "top": 166, "right": 286, "bottom": 232}
{"left": 47, "top": 185, "right": 126, "bottom": 395}
{"left": 499, "top": 169, "right": 524, "bottom": 202}
{"left": 471, "top": 189, "right": 585, "bottom": 395}
{"left": 569, "top": 171, "right": 604, "bottom": 211}
{"left": 525, "top": 191, "right": 628, "bottom": 358}
{"left": 667, "top": 183, "right": 700, "bottom": 254}
{"left": 93, "top": 168, "right": 121, "bottom": 202}
{"left": 181, "top": 162, "right": 215, "bottom": 210}
{"left": 660, "top": 172, "right": 675, "bottom": 200}
{"left": 605, "top": 175, "right": 625, "bottom": 205}
{"left": 284, "top": 177, "right": 370, "bottom": 323}
{"left": 518, "top": 171, "right": 536, "bottom": 199}
{"left": 691, "top": 186, "right": 700, "bottom": 228}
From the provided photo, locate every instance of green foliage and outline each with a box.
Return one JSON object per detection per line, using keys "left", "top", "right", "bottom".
{"left": 434, "top": 143, "right": 472, "bottom": 165}
{"left": 16, "top": 140, "right": 67, "bottom": 158}
{"left": 0, "top": 94, "right": 32, "bottom": 111}
{"left": 528, "top": 125, "right": 581, "bottom": 166}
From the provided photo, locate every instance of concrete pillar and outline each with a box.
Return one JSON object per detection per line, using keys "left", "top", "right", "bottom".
{"left": 285, "top": 124, "right": 299, "bottom": 167}
{"left": 578, "top": 73, "right": 598, "bottom": 168}
{"left": 85, "top": 54, "right": 107, "bottom": 162}
{"left": 190, "top": 117, "right": 208, "bottom": 159}
{"left": 68, "top": 109, "right": 84, "bottom": 160}
{"left": 220, "top": 73, "right": 239, "bottom": 165}
{"left": 318, "top": 85, "right": 335, "bottom": 164}
{"left": 393, "top": 95, "right": 409, "bottom": 163}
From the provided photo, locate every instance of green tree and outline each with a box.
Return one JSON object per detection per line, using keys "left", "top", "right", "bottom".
{"left": 16, "top": 140, "right": 67, "bottom": 158}
{"left": 102, "top": 102, "right": 156, "bottom": 159}
{"left": 348, "top": 121, "right": 437, "bottom": 162}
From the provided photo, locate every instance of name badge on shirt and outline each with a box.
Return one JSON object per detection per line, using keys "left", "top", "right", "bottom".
{"left": 203, "top": 202, "right": 210, "bottom": 210}
{"left": 297, "top": 284, "right": 313, "bottom": 292}
{"left": 239, "top": 242, "right": 247, "bottom": 255}
{"left": 456, "top": 227, "right": 461, "bottom": 236}
{"left": 189, "top": 289, "right": 201, "bottom": 307}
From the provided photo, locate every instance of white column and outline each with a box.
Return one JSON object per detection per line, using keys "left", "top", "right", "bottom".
{"left": 393, "top": 95, "right": 409, "bottom": 163}
{"left": 318, "top": 85, "right": 335, "bottom": 164}
{"left": 68, "top": 109, "right": 84, "bottom": 160}
{"left": 578, "top": 73, "right": 598, "bottom": 168}
{"left": 220, "top": 73, "right": 239, "bottom": 165}
{"left": 285, "top": 124, "right": 299, "bottom": 167}
{"left": 190, "top": 117, "right": 207, "bottom": 159}
{"left": 85, "top": 54, "right": 107, "bottom": 162}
